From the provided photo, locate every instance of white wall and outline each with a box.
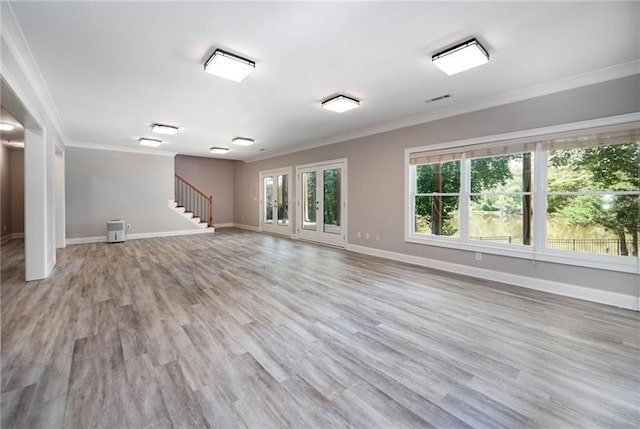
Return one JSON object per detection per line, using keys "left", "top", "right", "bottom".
{"left": 1, "top": 2, "right": 66, "bottom": 279}
{"left": 55, "top": 149, "right": 65, "bottom": 248}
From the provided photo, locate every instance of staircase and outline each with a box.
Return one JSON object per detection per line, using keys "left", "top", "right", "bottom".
{"left": 170, "top": 174, "right": 215, "bottom": 231}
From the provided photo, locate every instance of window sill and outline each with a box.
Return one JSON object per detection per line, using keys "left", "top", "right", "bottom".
{"left": 405, "top": 235, "right": 639, "bottom": 274}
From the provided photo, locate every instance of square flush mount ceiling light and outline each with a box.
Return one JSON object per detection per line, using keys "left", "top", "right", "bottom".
{"left": 139, "top": 137, "right": 162, "bottom": 147}
{"left": 432, "top": 38, "right": 489, "bottom": 76}
{"left": 322, "top": 95, "right": 360, "bottom": 113}
{"left": 209, "top": 147, "right": 230, "bottom": 154}
{"left": 232, "top": 137, "right": 255, "bottom": 146}
{"left": 152, "top": 124, "right": 179, "bottom": 135}
{"left": 204, "top": 49, "right": 255, "bottom": 82}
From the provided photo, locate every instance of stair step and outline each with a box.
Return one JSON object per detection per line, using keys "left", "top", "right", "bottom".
{"left": 169, "top": 199, "right": 213, "bottom": 231}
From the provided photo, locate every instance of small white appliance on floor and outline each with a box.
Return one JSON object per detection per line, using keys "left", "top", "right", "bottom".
{"left": 107, "top": 219, "right": 126, "bottom": 243}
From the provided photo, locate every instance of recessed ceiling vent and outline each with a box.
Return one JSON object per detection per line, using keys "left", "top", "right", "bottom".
{"left": 425, "top": 94, "right": 451, "bottom": 103}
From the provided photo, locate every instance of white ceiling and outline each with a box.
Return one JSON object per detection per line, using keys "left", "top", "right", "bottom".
{"left": 8, "top": 2, "right": 639, "bottom": 161}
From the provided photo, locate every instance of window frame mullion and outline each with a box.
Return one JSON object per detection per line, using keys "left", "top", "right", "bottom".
{"left": 460, "top": 155, "right": 471, "bottom": 243}
{"left": 533, "top": 142, "right": 547, "bottom": 254}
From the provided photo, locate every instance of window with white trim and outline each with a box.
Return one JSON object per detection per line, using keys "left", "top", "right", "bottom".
{"left": 407, "top": 122, "right": 640, "bottom": 271}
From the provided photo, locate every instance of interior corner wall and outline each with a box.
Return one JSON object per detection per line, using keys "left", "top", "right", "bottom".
{"left": 0, "top": 144, "right": 10, "bottom": 239}
{"left": 174, "top": 155, "right": 234, "bottom": 225}
{"left": 9, "top": 148, "right": 24, "bottom": 234}
{"left": 233, "top": 74, "right": 640, "bottom": 299}
{"left": 65, "top": 147, "right": 200, "bottom": 239}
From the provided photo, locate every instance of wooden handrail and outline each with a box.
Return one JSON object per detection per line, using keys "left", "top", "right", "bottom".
{"left": 175, "top": 174, "right": 210, "bottom": 199}
{"left": 175, "top": 174, "right": 214, "bottom": 227}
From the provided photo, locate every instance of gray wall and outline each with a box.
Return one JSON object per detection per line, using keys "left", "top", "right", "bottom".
{"left": 66, "top": 147, "right": 199, "bottom": 238}
{"left": 9, "top": 148, "right": 24, "bottom": 234}
{"left": 233, "top": 75, "right": 640, "bottom": 298}
{"left": 175, "top": 155, "right": 234, "bottom": 225}
{"left": 0, "top": 144, "right": 9, "bottom": 239}
{"left": 0, "top": 145, "right": 24, "bottom": 238}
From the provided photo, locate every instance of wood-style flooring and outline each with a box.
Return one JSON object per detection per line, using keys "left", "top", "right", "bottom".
{"left": 1, "top": 229, "right": 639, "bottom": 428}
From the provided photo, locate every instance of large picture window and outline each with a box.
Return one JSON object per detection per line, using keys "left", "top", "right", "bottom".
{"left": 407, "top": 121, "right": 640, "bottom": 272}
{"left": 546, "top": 132, "right": 639, "bottom": 257}
{"left": 469, "top": 151, "right": 534, "bottom": 246}
{"left": 414, "top": 159, "right": 461, "bottom": 237}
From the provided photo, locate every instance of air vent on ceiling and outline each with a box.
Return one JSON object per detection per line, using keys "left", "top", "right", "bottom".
{"left": 425, "top": 94, "right": 452, "bottom": 103}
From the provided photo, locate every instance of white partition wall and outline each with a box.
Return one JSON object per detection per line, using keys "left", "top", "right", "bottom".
{"left": 24, "top": 127, "right": 48, "bottom": 280}
{"left": 55, "top": 148, "right": 65, "bottom": 248}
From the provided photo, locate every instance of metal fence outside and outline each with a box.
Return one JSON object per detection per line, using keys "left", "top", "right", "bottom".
{"left": 471, "top": 236, "right": 626, "bottom": 255}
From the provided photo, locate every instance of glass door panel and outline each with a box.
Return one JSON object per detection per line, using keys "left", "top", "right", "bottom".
{"left": 302, "top": 171, "right": 317, "bottom": 231}
{"left": 298, "top": 161, "right": 346, "bottom": 247}
{"left": 323, "top": 169, "right": 341, "bottom": 234}
{"left": 260, "top": 169, "right": 292, "bottom": 235}
{"left": 263, "top": 176, "right": 274, "bottom": 224}
{"left": 277, "top": 174, "right": 289, "bottom": 226}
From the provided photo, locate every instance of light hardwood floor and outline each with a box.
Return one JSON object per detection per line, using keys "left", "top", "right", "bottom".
{"left": 1, "top": 229, "right": 639, "bottom": 428}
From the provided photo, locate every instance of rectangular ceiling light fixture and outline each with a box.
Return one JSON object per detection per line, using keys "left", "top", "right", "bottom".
{"left": 321, "top": 95, "right": 360, "bottom": 113}
{"left": 209, "top": 147, "right": 230, "bottom": 154}
{"left": 432, "top": 38, "right": 489, "bottom": 76}
{"left": 139, "top": 137, "right": 162, "bottom": 147}
{"left": 204, "top": 49, "right": 255, "bottom": 82}
{"left": 152, "top": 124, "right": 179, "bottom": 135}
{"left": 232, "top": 137, "right": 255, "bottom": 146}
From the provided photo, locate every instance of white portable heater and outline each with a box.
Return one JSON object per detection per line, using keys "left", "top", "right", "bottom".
{"left": 107, "top": 219, "right": 126, "bottom": 243}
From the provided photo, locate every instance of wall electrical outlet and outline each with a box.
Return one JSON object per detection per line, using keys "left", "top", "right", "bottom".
{"left": 475, "top": 252, "right": 482, "bottom": 261}
{"left": 365, "top": 233, "right": 370, "bottom": 240}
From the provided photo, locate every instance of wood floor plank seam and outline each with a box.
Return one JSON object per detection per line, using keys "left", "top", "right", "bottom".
{"left": 1, "top": 231, "right": 639, "bottom": 428}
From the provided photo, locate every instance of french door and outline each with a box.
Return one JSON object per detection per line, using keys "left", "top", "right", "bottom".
{"left": 259, "top": 168, "right": 292, "bottom": 235}
{"left": 297, "top": 160, "right": 347, "bottom": 247}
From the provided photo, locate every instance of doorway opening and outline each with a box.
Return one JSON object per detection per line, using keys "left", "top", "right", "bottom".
{"left": 259, "top": 167, "right": 292, "bottom": 236}
{"left": 297, "top": 159, "right": 347, "bottom": 247}
{"left": 1, "top": 105, "right": 26, "bottom": 281}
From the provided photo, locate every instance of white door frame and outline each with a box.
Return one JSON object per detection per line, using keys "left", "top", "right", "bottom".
{"left": 55, "top": 146, "right": 65, "bottom": 249}
{"left": 259, "top": 167, "right": 292, "bottom": 236}
{"left": 2, "top": 50, "right": 56, "bottom": 281}
{"left": 296, "top": 158, "right": 348, "bottom": 247}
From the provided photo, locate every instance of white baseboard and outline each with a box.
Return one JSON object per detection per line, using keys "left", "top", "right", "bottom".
{"left": 215, "top": 223, "right": 235, "bottom": 228}
{"left": 232, "top": 223, "right": 260, "bottom": 232}
{"left": 66, "top": 228, "right": 214, "bottom": 245}
{"left": 345, "top": 244, "right": 639, "bottom": 311}
{"left": 66, "top": 236, "right": 106, "bottom": 245}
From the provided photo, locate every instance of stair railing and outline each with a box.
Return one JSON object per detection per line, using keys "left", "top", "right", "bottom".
{"left": 174, "top": 174, "right": 214, "bottom": 227}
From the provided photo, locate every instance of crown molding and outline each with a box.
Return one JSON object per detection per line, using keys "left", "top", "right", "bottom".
{"left": 66, "top": 141, "right": 176, "bottom": 157}
{"left": 1, "top": 3, "right": 71, "bottom": 146}
{"left": 244, "top": 60, "right": 640, "bottom": 163}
